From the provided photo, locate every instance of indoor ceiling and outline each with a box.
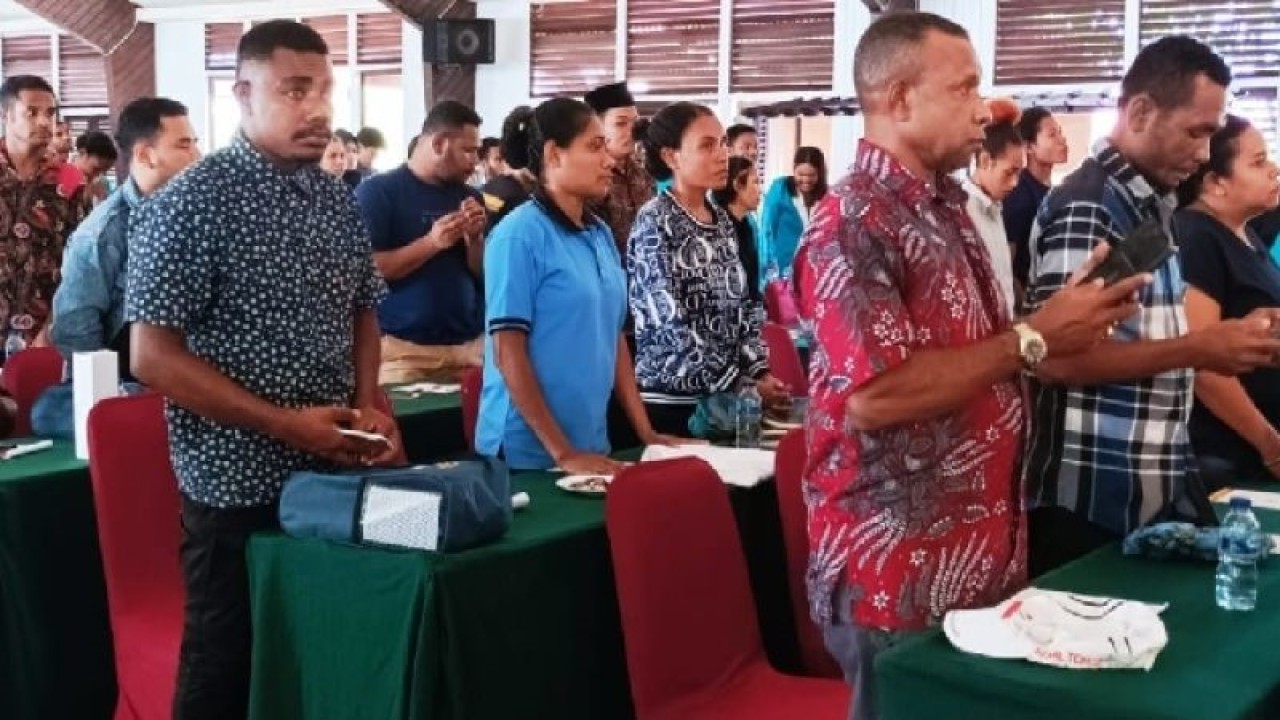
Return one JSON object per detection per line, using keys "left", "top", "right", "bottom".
{"left": 0, "top": 0, "right": 285, "bottom": 20}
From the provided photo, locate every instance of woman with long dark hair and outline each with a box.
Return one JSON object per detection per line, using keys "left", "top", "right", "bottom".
{"left": 479, "top": 105, "right": 538, "bottom": 229}
{"left": 476, "top": 98, "right": 682, "bottom": 473}
{"left": 761, "top": 146, "right": 827, "bottom": 280}
{"left": 1176, "top": 114, "right": 1280, "bottom": 490}
{"left": 711, "top": 155, "right": 767, "bottom": 299}
{"left": 628, "top": 102, "right": 789, "bottom": 436}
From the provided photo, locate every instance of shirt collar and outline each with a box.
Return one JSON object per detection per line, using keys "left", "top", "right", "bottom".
{"left": 229, "top": 131, "right": 321, "bottom": 195}
{"left": 1091, "top": 137, "right": 1176, "bottom": 216}
{"left": 532, "top": 187, "right": 599, "bottom": 232}
{"left": 613, "top": 154, "right": 646, "bottom": 181}
{"left": 855, "top": 139, "right": 967, "bottom": 207}
{"left": 0, "top": 140, "right": 55, "bottom": 183}
{"left": 121, "top": 176, "right": 144, "bottom": 209}
{"left": 962, "top": 177, "right": 1000, "bottom": 216}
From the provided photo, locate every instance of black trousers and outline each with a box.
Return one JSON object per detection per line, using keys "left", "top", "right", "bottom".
{"left": 643, "top": 402, "right": 696, "bottom": 436}
{"left": 173, "top": 497, "right": 279, "bottom": 720}
{"left": 1027, "top": 506, "right": 1119, "bottom": 579}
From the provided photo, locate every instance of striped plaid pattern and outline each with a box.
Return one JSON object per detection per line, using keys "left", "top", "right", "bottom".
{"left": 1022, "top": 139, "right": 1198, "bottom": 537}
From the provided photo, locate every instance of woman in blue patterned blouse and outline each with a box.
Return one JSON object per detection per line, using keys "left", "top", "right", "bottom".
{"left": 627, "top": 102, "right": 790, "bottom": 436}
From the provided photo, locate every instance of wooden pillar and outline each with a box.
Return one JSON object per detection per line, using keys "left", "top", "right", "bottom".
{"left": 379, "top": 0, "right": 478, "bottom": 110}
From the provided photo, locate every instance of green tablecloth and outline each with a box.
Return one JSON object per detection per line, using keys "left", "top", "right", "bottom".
{"left": 877, "top": 506, "right": 1280, "bottom": 720}
{"left": 0, "top": 441, "right": 115, "bottom": 720}
{"left": 0, "top": 393, "right": 467, "bottom": 720}
{"left": 246, "top": 469, "right": 797, "bottom": 720}
{"left": 387, "top": 388, "right": 467, "bottom": 462}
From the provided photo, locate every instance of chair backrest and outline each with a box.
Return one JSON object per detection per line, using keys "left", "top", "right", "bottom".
{"left": 3, "top": 347, "right": 63, "bottom": 437}
{"left": 775, "top": 429, "right": 842, "bottom": 678}
{"left": 86, "top": 393, "right": 184, "bottom": 716}
{"left": 460, "top": 366, "right": 481, "bottom": 452}
{"left": 763, "top": 280, "right": 798, "bottom": 326}
{"left": 371, "top": 389, "right": 408, "bottom": 465}
{"left": 88, "top": 393, "right": 182, "bottom": 616}
{"left": 791, "top": 243, "right": 811, "bottom": 319}
{"left": 762, "top": 322, "right": 808, "bottom": 396}
{"left": 606, "top": 458, "right": 766, "bottom": 716}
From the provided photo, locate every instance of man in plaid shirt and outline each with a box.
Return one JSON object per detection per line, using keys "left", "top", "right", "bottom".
{"left": 1024, "top": 36, "right": 1280, "bottom": 576}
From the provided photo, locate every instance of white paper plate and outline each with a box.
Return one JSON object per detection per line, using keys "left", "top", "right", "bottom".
{"left": 555, "top": 475, "right": 611, "bottom": 496}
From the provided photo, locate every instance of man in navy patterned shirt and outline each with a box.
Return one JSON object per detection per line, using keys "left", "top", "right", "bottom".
{"left": 1024, "top": 37, "right": 1280, "bottom": 577}
{"left": 126, "top": 21, "right": 396, "bottom": 720}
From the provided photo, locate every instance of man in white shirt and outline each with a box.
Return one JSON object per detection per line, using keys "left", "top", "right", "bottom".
{"left": 964, "top": 118, "right": 1026, "bottom": 314}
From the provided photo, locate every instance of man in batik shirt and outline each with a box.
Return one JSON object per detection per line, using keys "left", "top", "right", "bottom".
{"left": 585, "top": 81, "right": 652, "bottom": 257}
{"left": 798, "top": 13, "right": 1147, "bottom": 720}
{"left": 0, "top": 75, "right": 86, "bottom": 352}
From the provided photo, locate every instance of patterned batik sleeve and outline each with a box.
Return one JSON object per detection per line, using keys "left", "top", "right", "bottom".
{"left": 485, "top": 223, "right": 540, "bottom": 335}
{"left": 807, "top": 211, "right": 915, "bottom": 393}
{"left": 627, "top": 208, "right": 699, "bottom": 387}
{"left": 124, "top": 186, "right": 216, "bottom": 331}
{"left": 738, "top": 294, "right": 769, "bottom": 381}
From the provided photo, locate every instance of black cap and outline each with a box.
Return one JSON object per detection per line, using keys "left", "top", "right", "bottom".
{"left": 584, "top": 81, "right": 635, "bottom": 114}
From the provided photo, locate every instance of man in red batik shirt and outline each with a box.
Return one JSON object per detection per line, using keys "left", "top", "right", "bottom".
{"left": 798, "top": 13, "right": 1150, "bottom": 720}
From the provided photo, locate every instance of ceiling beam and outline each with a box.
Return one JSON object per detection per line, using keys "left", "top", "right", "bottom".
{"left": 377, "top": 0, "right": 453, "bottom": 29}
{"left": 12, "top": 0, "right": 137, "bottom": 54}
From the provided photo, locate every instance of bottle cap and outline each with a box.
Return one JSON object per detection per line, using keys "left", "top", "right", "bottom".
{"left": 1229, "top": 496, "right": 1253, "bottom": 510}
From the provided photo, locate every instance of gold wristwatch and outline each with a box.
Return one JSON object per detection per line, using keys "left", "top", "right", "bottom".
{"left": 1012, "top": 323, "right": 1047, "bottom": 370}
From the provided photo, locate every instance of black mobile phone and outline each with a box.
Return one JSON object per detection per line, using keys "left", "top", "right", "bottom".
{"left": 1082, "top": 217, "right": 1176, "bottom": 286}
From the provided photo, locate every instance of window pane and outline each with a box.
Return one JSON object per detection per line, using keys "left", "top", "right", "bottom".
{"left": 332, "top": 65, "right": 353, "bottom": 136}
{"left": 209, "top": 77, "right": 239, "bottom": 151}
{"left": 361, "top": 72, "right": 404, "bottom": 172}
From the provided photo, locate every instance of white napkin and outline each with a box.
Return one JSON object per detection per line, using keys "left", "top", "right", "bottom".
{"left": 641, "top": 445, "right": 775, "bottom": 488}
{"left": 945, "top": 588, "right": 1169, "bottom": 671}
{"left": 2, "top": 439, "right": 53, "bottom": 460}
{"left": 392, "top": 382, "right": 462, "bottom": 395}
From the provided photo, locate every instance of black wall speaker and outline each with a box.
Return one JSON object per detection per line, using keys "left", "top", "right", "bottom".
{"left": 422, "top": 19, "right": 495, "bottom": 65}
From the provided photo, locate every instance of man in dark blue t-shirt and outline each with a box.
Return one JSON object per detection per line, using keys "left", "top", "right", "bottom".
{"left": 356, "top": 100, "right": 487, "bottom": 384}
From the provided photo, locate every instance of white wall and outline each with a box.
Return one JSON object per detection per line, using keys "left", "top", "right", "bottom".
{"left": 152, "top": 9, "right": 423, "bottom": 156}
{"left": 919, "top": 0, "right": 997, "bottom": 91}
{"left": 827, "top": 0, "right": 871, "bottom": 173}
{"left": 154, "top": 21, "right": 210, "bottom": 145}
{"left": 474, "top": 0, "right": 531, "bottom": 138}
{"left": 143, "top": 0, "right": 1008, "bottom": 170}
{"left": 402, "top": 21, "right": 425, "bottom": 136}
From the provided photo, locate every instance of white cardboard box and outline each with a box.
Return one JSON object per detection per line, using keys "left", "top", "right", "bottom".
{"left": 73, "top": 350, "right": 119, "bottom": 460}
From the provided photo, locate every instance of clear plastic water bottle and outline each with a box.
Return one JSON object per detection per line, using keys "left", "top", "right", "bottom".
{"left": 3, "top": 330, "right": 25, "bottom": 362}
{"left": 735, "top": 382, "right": 762, "bottom": 448}
{"left": 1216, "top": 497, "right": 1264, "bottom": 611}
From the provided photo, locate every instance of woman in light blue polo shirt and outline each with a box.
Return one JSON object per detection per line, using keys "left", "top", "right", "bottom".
{"left": 477, "top": 99, "right": 683, "bottom": 473}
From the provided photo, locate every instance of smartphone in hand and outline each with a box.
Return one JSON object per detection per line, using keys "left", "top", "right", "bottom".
{"left": 338, "top": 428, "right": 391, "bottom": 446}
{"left": 1083, "top": 217, "right": 1176, "bottom": 286}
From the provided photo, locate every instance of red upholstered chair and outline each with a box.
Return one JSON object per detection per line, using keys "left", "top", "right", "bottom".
{"left": 606, "top": 458, "right": 849, "bottom": 719}
{"left": 460, "top": 366, "right": 482, "bottom": 452}
{"left": 371, "top": 389, "right": 408, "bottom": 465}
{"left": 763, "top": 279, "right": 799, "bottom": 326}
{"left": 775, "top": 429, "right": 843, "bottom": 679}
{"left": 762, "top": 322, "right": 808, "bottom": 396}
{"left": 86, "top": 393, "right": 184, "bottom": 720}
{"left": 2, "top": 346, "right": 63, "bottom": 437}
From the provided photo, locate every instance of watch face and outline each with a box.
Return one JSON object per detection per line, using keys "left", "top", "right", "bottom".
{"left": 1024, "top": 336, "right": 1047, "bottom": 365}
